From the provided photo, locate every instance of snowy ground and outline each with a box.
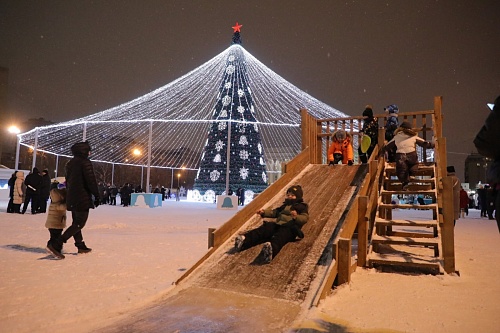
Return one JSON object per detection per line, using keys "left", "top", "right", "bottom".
{"left": 1, "top": 199, "right": 499, "bottom": 333}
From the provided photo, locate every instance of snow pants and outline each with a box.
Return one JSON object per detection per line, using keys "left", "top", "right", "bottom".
{"left": 241, "top": 222, "right": 296, "bottom": 259}
{"left": 395, "top": 151, "right": 419, "bottom": 184}
{"left": 61, "top": 210, "right": 89, "bottom": 246}
{"left": 358, "top": 145, "right": 374, "bottom": 164}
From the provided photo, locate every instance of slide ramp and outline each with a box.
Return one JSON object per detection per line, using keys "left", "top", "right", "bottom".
{"left": 98, "top": 164, "right": 368, "bottom": 332}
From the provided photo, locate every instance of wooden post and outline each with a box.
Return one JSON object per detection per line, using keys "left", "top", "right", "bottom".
{"left": 441, "top": 176, "right": 456, "bottom": 273}
{"left": 337, "top": 238, "right": 351, "bottom": 285}
{"left": 434, "top": 96, "right": 443, "bottom": 139}
{"left": 208, "top": 228, "right": 216, "bottom": 249}
{"left": 357, "top": 196, "right": 368, "bottom": 267}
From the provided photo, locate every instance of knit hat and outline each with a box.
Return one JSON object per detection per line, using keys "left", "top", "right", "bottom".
{"left": 335, "top": 130, "right": 347, "bottom": 142}
{"left": 384, "top": 104, "right": 399, "bottom": 114}
{"left": 287, "top": 185, "right": 303, "bottom": 200}
{"left": 446, "top": 166, "right": 455, "bottom": 173}
{"left": 400, "top": 121, "right": 412, "bottom": 129}
{"left": 362, "top": 106, "right": 373, "bottom": 118}
{"left": 42, "top": 169, "right": 49, "bottom": 174}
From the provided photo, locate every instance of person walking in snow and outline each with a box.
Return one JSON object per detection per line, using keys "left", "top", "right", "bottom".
{"left": 234, "top": 185, "right": 309, "bottom": 263}
{"left": 46, "top": 141, "right": 100, "bottom": 259}
{"left": 327, "top": 129, "right": 354, "bottom": 165}
{"left": 358, "top": 105, "right": 379, "bottom": 164}
{"left": 38, "top": 169, "right": 51, "bottom": 213}
{"left": 384, "top": 104, "right": 399, "bottom": 163}
{"left": 384, "top": 121, "right": 434, "bottom": 191}
{"left": 45, "top": 183, "right": 67, "bottom": 257}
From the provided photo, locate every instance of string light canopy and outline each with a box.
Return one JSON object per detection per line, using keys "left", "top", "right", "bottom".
{"left": 17, "top": 23, "right": 348, "bottom": 180}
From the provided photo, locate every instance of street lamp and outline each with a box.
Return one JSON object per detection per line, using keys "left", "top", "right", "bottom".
{"left": 7, "top": 125, "right": 21, "bottom": 169}
{"left": 177, "top": 173, "right": 181, "bottom": 188}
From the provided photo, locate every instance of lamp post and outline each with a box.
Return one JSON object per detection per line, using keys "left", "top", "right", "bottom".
{"left": 8, "top": 125, "right": 21, "bottom": 169}
{"left": 133, "top": 148, "right": 142, "bottom": 190}
{"left": 176, "top": 173, "right": 181, "bottom": 201}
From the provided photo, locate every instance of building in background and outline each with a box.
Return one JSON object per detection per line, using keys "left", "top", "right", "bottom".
{"left": 464, "top": 153, "right": 492, "bottom": 189}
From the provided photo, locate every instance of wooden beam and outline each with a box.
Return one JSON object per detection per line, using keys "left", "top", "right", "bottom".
{"left": 337, "top": 238, "right": 352, "bottom": 285}
{"left": 357, "top": 196, "right": 368, "bottom": 267}
{"left": 442, "top": 176, "right": 456, "bottom": 273}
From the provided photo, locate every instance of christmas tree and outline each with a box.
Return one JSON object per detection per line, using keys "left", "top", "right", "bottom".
{"left": 193, "top": 22, "right": 268, "bottom": 197}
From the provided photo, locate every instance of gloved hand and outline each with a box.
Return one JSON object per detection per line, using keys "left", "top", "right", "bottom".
{"left": 94, "top": 199, "right": 100, "bottom": 208}
{"left": 348, "top": 160, "right": 353, "bottom": 166}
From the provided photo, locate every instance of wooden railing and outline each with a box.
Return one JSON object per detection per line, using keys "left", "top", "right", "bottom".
{"left": 306, "top": 96, "right": 455, "bottom": 303}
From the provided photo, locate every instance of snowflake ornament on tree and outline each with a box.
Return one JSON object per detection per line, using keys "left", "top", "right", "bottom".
{"left": 240, "top": 167, "right": 249, "bottom": 179}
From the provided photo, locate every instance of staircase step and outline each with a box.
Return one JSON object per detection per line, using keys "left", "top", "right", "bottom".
{"left": 368, "top": 252, "right": 442, "bottom": 270}
{"left": 372, "top": 234, "right": 439, "bottom": 247}
{"left": 385, "top": 168, "right": 434, "bottom": 177}
{"left": 374, "top": 218, "right": 438, "bottom": 227}
{"left": 378, "top": 203, "right": 438, "bottom": 210}
{"left": 381, "top": 189, "right": 436, "bottom": 195}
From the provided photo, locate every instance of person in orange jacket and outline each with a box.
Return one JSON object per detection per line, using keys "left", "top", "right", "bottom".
{"left": 328, "top": 130, "right": 354, "bottom": 165}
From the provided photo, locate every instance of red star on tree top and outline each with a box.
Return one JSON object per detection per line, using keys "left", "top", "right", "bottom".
{"left": 232, "top": 22, "right": 242, "bottom": 33}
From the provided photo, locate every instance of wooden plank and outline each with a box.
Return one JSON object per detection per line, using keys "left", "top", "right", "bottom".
{"left": 368, "top": 252, "right": 441, "bottom": 269}
{"left": 442, "top": 176, "right": 456, "bottom": 273}
{"left": 357, "top": 196, "right": 368, "bottom": 267}
{"left": 374, "top": 218, "right": 438, "bottom": 227}
{"left": 337, "top": 238, "right": 351, "bottom": 285}
{"left": 371, "top": 234, "right": 439, "bottom": 247}
{"left": 378, "top": 203, "right": 438, "bottom": 210}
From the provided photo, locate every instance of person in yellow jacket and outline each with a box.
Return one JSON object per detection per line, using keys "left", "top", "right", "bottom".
{"left": 45, "top": 183, "right": 67, "bottom": 259}
{"left": 328, "top": 130, "right": 354, "bottom": 165}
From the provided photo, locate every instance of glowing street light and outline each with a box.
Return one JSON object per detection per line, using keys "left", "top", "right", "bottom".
{"left": 8, "top": 125, "right": 21, "bottom": 134}
{"left": 7, "top": 125, "right": 21, "bottom": 169}
{"left": 133, "top": 148, "right": 141, "bottom": 156}
{"left": 177, "top": 173, "right": 181, "bottom": 188}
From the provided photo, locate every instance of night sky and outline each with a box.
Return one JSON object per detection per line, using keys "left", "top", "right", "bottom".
{"left": 1, "top": 0, "right": 499, "bottom": 180}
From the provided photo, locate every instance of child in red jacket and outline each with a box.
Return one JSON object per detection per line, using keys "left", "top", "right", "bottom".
{"left": 328, "top": 130, "right": 354, "bottom": 165}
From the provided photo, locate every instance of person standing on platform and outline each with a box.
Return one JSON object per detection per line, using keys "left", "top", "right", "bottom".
{"left": 358, "top": 105, "right": 379, "bottom": 164}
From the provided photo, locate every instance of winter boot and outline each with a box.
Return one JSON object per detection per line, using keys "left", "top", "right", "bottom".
{"left": 234, "top": 235, "right": 245, "bottom": 251}
{"left": 46, "top": 239, "right": 65, "bottom": 259}
{"left": 76, "top": 242, "right": 92, "bottom": 254}
{"left": 261, "top": 242, "right": 273, "bottom": 264}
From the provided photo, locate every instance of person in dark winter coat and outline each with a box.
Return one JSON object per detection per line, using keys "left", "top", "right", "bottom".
{"left": 22, "top": 167, "right": 42, "bottom": 214}
{"left": 358, "top": 105, "right": 379, "bottom": 164}
{"left": 46, "top": 141, "right": 100, "bottom": 259}
{"left": 384, "top": 104, "right": 399, "bottom": 163}
{"left": 109, "top": 184, "right": 118, "bottom": 205}
{"left": 234, "top": 185, "right": 309, "bottom": 263}
{"left": 384, "top": 121, "right": 435, "bottom": 190}
{"left": 236, "top": 187, "right": 245, "bottom": 206}
{"left": 38, "top": 169, "right": 51, "bottom": 213}
{"left": 474, "top": 95, "right": 500, "bottom": 231}
{"left": 6, "top": 171, "right": 17, "bottom": 213}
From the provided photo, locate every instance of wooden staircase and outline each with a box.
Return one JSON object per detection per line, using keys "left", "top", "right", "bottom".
{"left": 367, "top": 162, "right": 443, "bottom": 274}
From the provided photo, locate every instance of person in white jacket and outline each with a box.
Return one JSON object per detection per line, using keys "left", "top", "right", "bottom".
{"left": 384, "top": 121, "right": 434, "bottom": 190}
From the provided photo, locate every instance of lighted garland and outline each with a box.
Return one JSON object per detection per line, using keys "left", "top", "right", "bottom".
{"left": 17, "top": 24, "right": 349, "bottom": 199}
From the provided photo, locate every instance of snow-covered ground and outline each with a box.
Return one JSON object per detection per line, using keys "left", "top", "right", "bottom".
{"left": 1, "top": 198, "right": 499, "bottom": 333}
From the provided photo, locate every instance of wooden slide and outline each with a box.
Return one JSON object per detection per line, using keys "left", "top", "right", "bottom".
{"left": 99, "top": 163, "right": 368, "bottom": 333}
